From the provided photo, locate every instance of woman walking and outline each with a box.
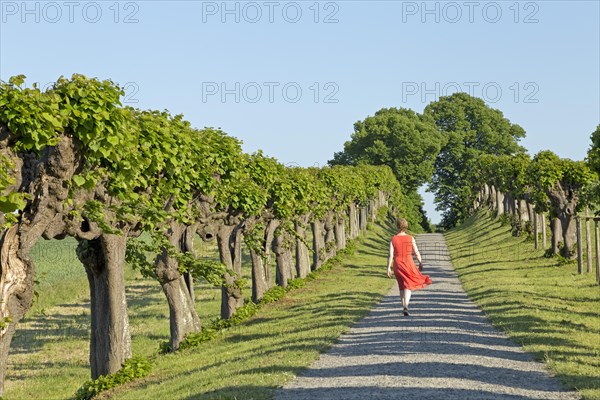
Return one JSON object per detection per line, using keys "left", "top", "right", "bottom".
{"left": 387, "top": 218, "right": 432, "bottom": 316}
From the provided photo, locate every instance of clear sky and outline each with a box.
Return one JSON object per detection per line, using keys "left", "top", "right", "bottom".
{"left": 1, "top": 0, "right": 598, "bottom": 223}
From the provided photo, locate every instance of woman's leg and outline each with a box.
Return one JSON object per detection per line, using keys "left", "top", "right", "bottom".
{"left": 400, "top": 290, "right": 406, "bottom": 308}
{"left": 402, "top": 289, "right": 412, "bottom": 308}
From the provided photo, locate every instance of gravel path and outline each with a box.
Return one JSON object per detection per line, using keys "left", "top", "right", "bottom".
{"left": 275, "top": 233, "right": 580, "bottom": 400}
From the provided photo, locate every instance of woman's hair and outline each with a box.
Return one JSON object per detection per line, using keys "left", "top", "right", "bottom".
{"left": 396, "top": 218, "right": 409, "bottom": 232}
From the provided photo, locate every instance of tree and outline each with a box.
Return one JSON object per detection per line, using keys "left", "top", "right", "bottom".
{"left": 527, "top": 151, "right": 595, "bottom": 259}
{"left": 1, "top": 74, "right": 411, "bottom": 394}
{"left": 330, "top": 107, "right": 443, "bottom": 193}
{"left": 0, "top": 75, "right": 138, "bottom": 387}
{"left": 329, "top": 107, "right": 443, "bottom": 230}
{"left": 424, "top": 92, "right": 526, "bottom": 229}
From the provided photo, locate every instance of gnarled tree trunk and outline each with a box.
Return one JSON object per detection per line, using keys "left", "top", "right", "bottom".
{"left": 546, "top": 185, "right": 579, "bottom": 259}
{"left": 359, "top": 206, "right": 368, "bottom": 232}
{"left": 155, "top": 223, "right": 200, "bottom": 351}
{"left": 250, "top": 219, "right": 277, "bottom": 303}
{"left": 379, "top": 190, "right": 387, "bottom": 208}
{"left": 558, "top": 212, "right": 577, "bottom": 259}
{"left": 324, "top": 212, "right": 336, "bottom": 259}
{"left": 482, "top": 184, "right": 489, "bottom": 205}
{"left": 368, "top": 199, "right": 377, "bottom": 221}
{"left": 526, "top": 202, "right": 534, "bottom": 223}
{"left": 294, "top": 219, "right": 311, "bottom": 278}
{"left": 518, "top": 199, "right": 529, "bottom": 222}
{"left": 250, "top": 250, "right": 269, "bottom": 302}
{"left": 0, "top": 127, "right": 81, "bottom": 394}
{"left": 0, "top": 226, "right": 36, "bottom": 396}
{"left": 311, "top": 219, "right": 325, "bottom": 271}
{"left": 274, "top": 229, "right": 294, "bottom": 288}
{"left": 490, "top": 185, "right": 497, "bottom": 209}
{"left": 77, "top": 234, "right": 132, "bottom": 379}
{"left": 182, "top": 224, "right": 198, "bottom": 301}
{"left": 334, "top": 213, "right": 346, "bottom": 250}
{"left": 551, "top": 217, "right": 562, "bottom": 256}
{"left": 348, "top": 203, "right": 359, "bottom": 239}
{"left": 496, "top": 190, "right": 505, "bottom": 215}
{"left": 217, "top": 222, "right": 244, "bottom": 319}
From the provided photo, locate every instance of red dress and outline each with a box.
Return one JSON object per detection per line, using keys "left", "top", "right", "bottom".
{"left": 391, "top": 235, "right": 432, "bottom": 290}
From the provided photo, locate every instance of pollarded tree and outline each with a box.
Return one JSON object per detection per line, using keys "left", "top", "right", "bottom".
{"left": 0, "top": 77, "right": 68, "bottom": 395}
{"left": 527, "top": 151, "right": 595, "bottom": 259}
{"left": 424, "top": 92, "right": 526, "bottom": 229}
{"left": 126, "top": 112, "right": 245, "bottom": 350}
{"left": 503, "top": 154, "right": 531, "bottom": 224}
{"left": 210, "top": 151, "right": 281, "bottom": 307}
{"left": 0, "top": 74, "right": 147, "bottom": 388}
{"left": 305, "top": 167, "right": 334, "bottom": 271}
{"left": 0, "top": 74, "right": 145, "bottom": 386}
{"left": 317, "top": 166, "right": 359, "bottom": 259}
{"left": 47, "top": 76, "right": 238, "bottom": 375}
{"left": 286, "top": 168, "right": 321, "bottom": 278}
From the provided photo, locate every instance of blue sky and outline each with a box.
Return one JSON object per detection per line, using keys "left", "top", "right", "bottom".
{"left": 1, "top": 0, "right": 598, "bottom": 223}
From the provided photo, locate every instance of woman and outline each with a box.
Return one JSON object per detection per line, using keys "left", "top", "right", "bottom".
{"left": 387, "top": 218, "right": 432, "bottom": 316}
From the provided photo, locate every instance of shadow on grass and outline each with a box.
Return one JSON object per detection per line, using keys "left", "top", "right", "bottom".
{"left": 12, "top": 307, "right": 90, "bottom": 355}
{"left": 445, "top": 213, "right": 600, "bottom": 398}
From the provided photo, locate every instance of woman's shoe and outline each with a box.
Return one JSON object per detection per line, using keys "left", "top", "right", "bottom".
{"left": 403, "top": 307, "right": 410, "bottom": 316}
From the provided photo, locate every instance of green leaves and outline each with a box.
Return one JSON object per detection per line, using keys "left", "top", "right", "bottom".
{"left": 72, "top": 175, "right": 87, "bottom": 187}
{"left": 0, "top": 76, "right": 64, "bottom": 151}
{"left": 0, "top": 192, "right": 27, "bottom": 213}
{"left": 330, "top": 107, "right": 443, "bottom": 193}
{"left": 1, "top": 74, "right": 407, "bottom": 285}
{"left": 523, "top": 150, "right": 595, "bottom": 212}
{"left": 424, "top": 92, "right": 527, "bottom": 229}
{"left": 74, "top": 356, "right": 152, "bottom": 400}
{"left": 586, "top": 124, "right": 600, "bottom": 176}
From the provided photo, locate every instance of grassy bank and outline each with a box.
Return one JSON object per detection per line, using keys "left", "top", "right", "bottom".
{"left": 6, "top": 221, "right": 395, "bottom": 399}
{"left": 445, "top": 212, "right": 600, "bottom": 400}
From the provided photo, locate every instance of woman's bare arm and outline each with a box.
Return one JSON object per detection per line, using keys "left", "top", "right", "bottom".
{"left": 387, "top": 241, "right": 394, "bottom": 276}
{"left": 412, "top": 237, "right": 422, "bottom": 265}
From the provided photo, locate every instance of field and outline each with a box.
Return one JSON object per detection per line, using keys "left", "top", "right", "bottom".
{"left": 445, "top": 211, "right": 600, "bottom": 400}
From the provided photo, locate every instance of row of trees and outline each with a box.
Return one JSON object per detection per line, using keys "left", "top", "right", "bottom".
{"left": 0, "top": 75, "right": 412, "bottom": 395}
{"left": 330, "top": 93, "right": 598, "bottom": 236}
{"left": 330, "top": 93, "right": 528, "bottom": 230}
{"left": 471, "top": 148, "right": 597, "bottom": 258}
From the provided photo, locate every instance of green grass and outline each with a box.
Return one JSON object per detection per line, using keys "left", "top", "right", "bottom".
{"left": 445, "top": 211, "right": 600, "bottom": 400}
{"left": 29, "top": 237, "right": 87, "bottom": 314}
{"left": 6, "top": 222, "right": 395, "bottom": 399}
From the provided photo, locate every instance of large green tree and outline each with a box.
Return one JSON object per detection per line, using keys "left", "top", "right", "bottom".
{"left": 330, "top": 107, "right": 443, "bottom": 193}
{"left": 329, "top": 107, "right": 443, "bottom": 230}
{"left": 424, "top": 93, "right": 526, "bottom": 229}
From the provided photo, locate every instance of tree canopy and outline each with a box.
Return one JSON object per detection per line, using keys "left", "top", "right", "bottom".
{"left": 329, "top": 107, "right": 443, "bottom": 193}
{"left": 424, "top": 92, "right": 526, "bottom": 229}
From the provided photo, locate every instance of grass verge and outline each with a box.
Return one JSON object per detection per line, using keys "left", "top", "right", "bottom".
{"left": 6, "top": 221, "right": 395, "bottom": 399}
{"left": 445, "top": 211, "right": 600, "bottom": 400}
